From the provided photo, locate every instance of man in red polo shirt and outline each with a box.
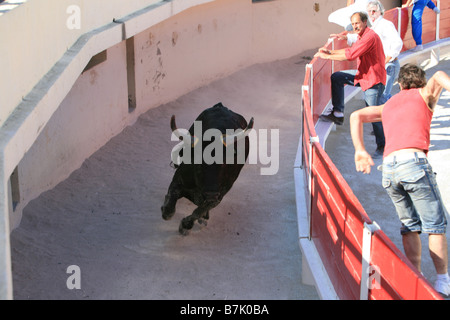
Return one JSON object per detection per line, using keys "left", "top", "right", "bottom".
{"left": 315, "top": 11, "right": 386, "bottom": 157}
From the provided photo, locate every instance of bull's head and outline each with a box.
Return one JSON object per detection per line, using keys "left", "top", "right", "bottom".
{"left": 170, "top": 115, "right": 254, "bottom": 147}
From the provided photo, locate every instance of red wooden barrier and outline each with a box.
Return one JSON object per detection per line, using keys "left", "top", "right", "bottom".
{"left": 369, "top": 230, "right": 442, "bottom": 300}
{"left": 311, "top": 56, "right": 332, "bottom": 123}
{"left": 440, "top": 1, "right": 450, "bottom": 39}
{"left": 311, "top": 144, "right": 372, "bottom": 299}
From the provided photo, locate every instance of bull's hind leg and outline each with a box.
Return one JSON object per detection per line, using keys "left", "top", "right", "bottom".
{"left": 161, "top": 178, "right": 182, "bottom": 220}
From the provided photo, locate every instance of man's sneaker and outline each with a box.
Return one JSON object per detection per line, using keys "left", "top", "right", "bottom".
{"left": 433, "top": 7, "right": 440, "bottom": 14}
{"left": 319, "top": 113, "right": 344, "bottom": 125}
{"left": 412, "top": 44, "right": 423, "bottom": 52}
{"left": 434, "top": 279, "right": 450, "bottom": 298}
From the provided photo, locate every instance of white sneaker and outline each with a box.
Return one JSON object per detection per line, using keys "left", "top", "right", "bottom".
{"left": 412, "top": 45, "right": 423, "bottom": 52}
{"left": 434, "top": 279, "right": 450, "bottom": 298}
{"left": 433, "top": 7, "right": 440, "bottom": 14}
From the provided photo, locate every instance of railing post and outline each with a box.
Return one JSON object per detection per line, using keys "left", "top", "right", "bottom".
{"left": 306, "top": 64, "right": 313, "bottom": 116}
{"left": 360, "top": 222, "right": 381, "bottom": 300}
{"left": 436, "top": 0, "right": 440, "bottom": 41}
{"left": 331, "top": 38, "right": 335, "bottom": 75}
{"left": 307, "top": 135, "right": 319, "bottom": 241}
{"left": 300, "top": 84, "right": 309, "bottom": 173}
{"left": 301, "top": 81, "right": 318, "bottom": 241}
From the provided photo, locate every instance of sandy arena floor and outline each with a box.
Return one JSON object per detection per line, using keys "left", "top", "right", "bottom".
{"left": 9, "top": 51, "right": 320, "bottom": 300}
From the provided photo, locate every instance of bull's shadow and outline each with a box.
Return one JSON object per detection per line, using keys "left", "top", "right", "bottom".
{"left": 161, "top": 102, "right": 254, "bottom": 235}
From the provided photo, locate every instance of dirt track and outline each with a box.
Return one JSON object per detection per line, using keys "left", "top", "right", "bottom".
{"left": 10, "top": 52, "right": 320, "bottom": 300}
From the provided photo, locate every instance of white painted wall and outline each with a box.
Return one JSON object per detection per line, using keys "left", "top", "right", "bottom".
{"left": 0, "top": 0, "right": 165, "bottom": 127}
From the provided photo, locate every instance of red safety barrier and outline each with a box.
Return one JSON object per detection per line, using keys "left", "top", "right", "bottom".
{"left": 401, "top": 6, "right": 438, "bottom": 51}
{"left": 300, "top": 4, "right": 448, "bottom": 300}
{"left": 311, "top": 56, "right": 332, "bottom": 123}
{"left": 311, "top": 144, "right": 372, "bottom": 299}
{"left": 333, "top": 38, "right": 358, "bottom": 74}
{"left": 440, "top": 1, "right": 450, "bottom": 39}
{"left": 369, "top": 230, "right": 442, "bottom": 300}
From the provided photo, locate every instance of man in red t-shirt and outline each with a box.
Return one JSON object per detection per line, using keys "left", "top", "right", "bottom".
{"left": 315, "top": 11, "right": 386, "bottom": 157}
{"left": 350, "top": 64, "right": 450, "bottom": 298}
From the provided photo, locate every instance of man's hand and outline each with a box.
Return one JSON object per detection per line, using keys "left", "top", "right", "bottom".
{"left": 314, "top": 47, "right": 331, "bottom": 59}
{"left": 330, "top": 31, "right": 349, "bottom": 41}
{"left": 402, "top": 0, "right": 413, "bottom": 7}
{"left": 354, "top": 150, "right": 374, "bottom": 174}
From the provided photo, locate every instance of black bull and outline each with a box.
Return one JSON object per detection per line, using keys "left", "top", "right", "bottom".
{"left": 161, "top": 103, "right": 254, "bottom": 235}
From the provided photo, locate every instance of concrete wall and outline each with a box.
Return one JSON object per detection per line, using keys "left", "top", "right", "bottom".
{"left": 0, "top": 0, "right": 165, "bottom": 127}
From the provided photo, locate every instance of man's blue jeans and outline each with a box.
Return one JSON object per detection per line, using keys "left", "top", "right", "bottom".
{"left": 412, "top": 0, "right": 437, "bottom": 45}
{"left": 331, "top": 70, "right": 385, "bottom": 148}
{"left": 380, "top": 59, "right": 400, "bottom": 104}
{"left": 382, "top": 154, "right": 447, "bottom": 235}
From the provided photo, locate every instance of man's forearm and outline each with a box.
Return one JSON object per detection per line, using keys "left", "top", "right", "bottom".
{"left": 315, "top": 48, "right": 348, "bottom": 61}
{"left": 350, "top": 111, "right": 366, "bottom": 152}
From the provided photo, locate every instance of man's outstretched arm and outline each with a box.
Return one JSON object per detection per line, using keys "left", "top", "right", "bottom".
{"left": 349, "top": 106, "right": 383, "bottom": 174}
{"left": 422, "top": 71, "right": 450, "bottom": 110}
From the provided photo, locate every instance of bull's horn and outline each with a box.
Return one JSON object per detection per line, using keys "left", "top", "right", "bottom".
{"left": 221, "top": 117, "right": 254, "bottom": 146}
{"left": 170, "top": 115, "right": 198, "bottom": 147}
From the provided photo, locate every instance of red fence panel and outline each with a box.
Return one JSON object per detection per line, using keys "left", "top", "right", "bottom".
{"left": 384, "top": 7, "right": 399, "bottom": 30}
{"left": 333, "top": 38, "right": 358, "bottom": 72}
{"left": 400, "top": 7, "right": 415, "bottom": 51}
{"left": 423, "top": 8, "right": 438, "bottom": 44}
{"left": 369, "top": 231, "right": 443, "bottom": 300}
{"left": 400, "top": 6, "right": 438, "bottom": 51}
{"left": 312, "top": 57, "right": 332, "bottom": 124}
{"left": 441, "top": 1, "right": 450, "bottom": 39}
{"left": 310, "top": 144, "right": 372, "bottom": 300}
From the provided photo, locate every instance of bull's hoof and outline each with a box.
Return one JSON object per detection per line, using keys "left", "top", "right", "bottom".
{"left": 161, "top": 206, "right": 175, "bottom": 220}
{"left": 161, "top": 205, "right": 175, "bottom": 220}
{"left": 198, "top": 218, "right": 208, "bottom": 226}
{"left": 179, "top": 217, "right": 194, "bottom": 235}
{"left": 179, "top": 226, "right": 190, "bottom": 236}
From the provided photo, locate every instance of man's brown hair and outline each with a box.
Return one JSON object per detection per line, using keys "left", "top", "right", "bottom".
{"left": 398, "top": 63, "right": 427, "bottom": 89}
{"left": 351, "top": 11, "right": 369, "bottom": 23}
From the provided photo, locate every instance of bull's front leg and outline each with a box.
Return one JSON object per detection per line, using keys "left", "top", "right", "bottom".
{"left": 161, "top": 176, "right": 182, "bottom": 221}
{"left": 179, "top": 193, "right": 219, "bottom": 235}
{"left": 161, "top": 194, "right": 178, "bottom": 220}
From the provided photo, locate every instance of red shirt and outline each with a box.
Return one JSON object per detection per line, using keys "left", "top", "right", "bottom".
{"left": 345, "top": 27, "right": 386, "bottom": 91}
{"left": 382, "top": 88, "right": 433, "bottom": 157}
